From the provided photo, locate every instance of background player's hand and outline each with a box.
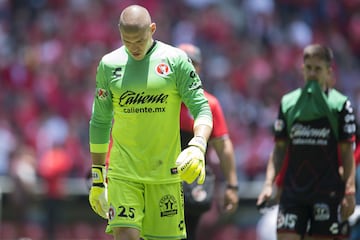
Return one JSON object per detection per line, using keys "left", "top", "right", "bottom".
{"left": 341, "top": 193, "right": 356, "bottom": 220}
{"left": 89, "top": 164, "right": 109, "bottom": 219}
{"left": 223, "top": 186, "right": 239, "bottom": 214}
{"left": 256, "top": 183, "right": 273, "bottom": 211}
{"left": 176, "top": 136, "right": 207, "bottom": 184}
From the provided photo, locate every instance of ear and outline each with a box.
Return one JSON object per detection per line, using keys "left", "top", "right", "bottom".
{"left": 328, "top": 66, "right": 333, "bottom": 75}
{"left": 150, "top": 23, "right": 156, "bottom": 34}
{"left": 300, "top": 64, "right": 306, "bottom": 78}
{"left": 301, "top": 63, "right": 305, "bottom": 71}
{"left": 327, "top": 67, "right": 335, "bottom": 88}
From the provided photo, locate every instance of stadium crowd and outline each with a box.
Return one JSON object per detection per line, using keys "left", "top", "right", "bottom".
{"left": 1, "top": 0, "right": 360, "bottom": 239}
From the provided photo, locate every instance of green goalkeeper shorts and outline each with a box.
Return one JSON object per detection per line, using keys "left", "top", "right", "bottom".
{"left": 106, "top": 177, "right": 187, "bottom": 239}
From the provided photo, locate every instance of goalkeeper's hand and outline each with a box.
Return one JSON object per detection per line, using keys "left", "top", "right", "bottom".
{"left": 176, "top": 136, "right": 207, "bottom": 184}
{"left": 89, "top": 164, "right": 109, "bottom": 219}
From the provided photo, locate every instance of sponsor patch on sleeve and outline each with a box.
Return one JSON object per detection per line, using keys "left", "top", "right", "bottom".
{"left": 274, "top": 119, "right": 284, "bottom": 132}
{"left": 96, "top": 88, "right": 108, "bottom": 100}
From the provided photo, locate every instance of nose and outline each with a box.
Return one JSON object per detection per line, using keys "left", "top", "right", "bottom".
{"left": 309, "top": 68, "right": 317, "bottom": 75}
{"left": 128, "top": 43, "right": 139, "bottom": 52}
{"left": 308, "top": 69, "right": 318, "bottom": 79}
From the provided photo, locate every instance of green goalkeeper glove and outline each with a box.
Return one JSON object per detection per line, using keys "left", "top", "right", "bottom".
{"left": 176, "top": 136, "right": 207, "bottom": 184}
{"left": 89, "top": 164, "right": 109, "bottom": 219}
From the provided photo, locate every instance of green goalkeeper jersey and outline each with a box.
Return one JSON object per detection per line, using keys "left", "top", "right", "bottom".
{"left": 89, "top": 41, "right": 212, "bottom": 184}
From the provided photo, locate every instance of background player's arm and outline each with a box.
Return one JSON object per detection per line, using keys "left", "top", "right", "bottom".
{"left": 211, "top": 136, "right": 239, "bottom": 213}
{"left": 271, "top": 104, "right": 288, "bottom": 179}
{"left": 257, "top": 102, "right": 288, "bottom": 207}
{"left": 257, "top": 152, "right": 276, "bottom": 206}
{"left": 262, "top": 151, "right": 277, "bottom": 189}
{"left": 209, "top": 96, "right": 238, "bottom": 188}
{"left": 337, "top": 99, "right": 357, "bottom": 219}
{"left": 339, "top": 141, "right": 356, "bottom": 220}
{"left": 272, "top": 140, "right": 288, "bottom": 179}
{"left": 338, "top": 100, "right": 357, "bottom": 195}
{"left": 257, "top": 140, "right": 288, "bottom": 206}
{"left": 211, "top": 136, "right": 238, "bottom": 187}
{"left": 340, "top": 141, "right": 356, "bottom": 194}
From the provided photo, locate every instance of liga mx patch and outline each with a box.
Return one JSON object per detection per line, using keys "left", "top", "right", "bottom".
{"left": 96, "top": 88, "right": 108, "bottom": 100}
{"left": 159, "top": 194, "right": 178, "bottom": 217}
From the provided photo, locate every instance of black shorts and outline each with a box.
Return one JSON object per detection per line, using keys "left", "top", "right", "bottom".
{"left": 277, "top": 200, "right": 350, "bottom": 238}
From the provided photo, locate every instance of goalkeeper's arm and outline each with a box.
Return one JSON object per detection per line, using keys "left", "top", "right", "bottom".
{"left": 89, "top": 152, "right": 109, "bottom": 219}
{"left": 91, "top": 152, "right": 107, "bottom": 166}
{"left": 193, "top": 123, "right": 212, "bottom": 144}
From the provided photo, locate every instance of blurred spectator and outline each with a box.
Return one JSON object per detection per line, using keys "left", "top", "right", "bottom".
{"left": 8, "top": 145, "right": 38, "bottom": 238}
{"left": 0, "top": 117, "right": 16, "bottom": 175}
{"left": 36, "top": 113, "right": 69, "bottom": 154}
{"left": 37, "top": 143, "right": 73, "bottom": 240}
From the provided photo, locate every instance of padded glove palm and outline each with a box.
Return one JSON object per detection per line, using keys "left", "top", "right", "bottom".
{"left": 176, "top": 136, "right": 207, "bottom": 184}
{"left": 89, "top": 165, "right": 109, "bottom": 219}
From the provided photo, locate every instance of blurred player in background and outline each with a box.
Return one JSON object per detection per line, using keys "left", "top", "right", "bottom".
{"left": 256, "top": 44, "right": 356, "bottom": 240}
{"left": 257, "top": 124, "right": 360, "bottom": 240}
{"left": 348, "top": 122, "right": 360, "bottom": 239}
{"left": 88, "top": 5, "right": 213, "bottom": 240}
{"left": 177, "top": 43, "right": 239, "bottom": 240}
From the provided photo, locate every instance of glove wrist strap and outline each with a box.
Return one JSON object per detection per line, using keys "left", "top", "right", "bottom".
{"left": 188, "top": 136, "right": 207, "bottom": 153}
{"left": 92, "top": 164, "right": 105, "bottom": 187}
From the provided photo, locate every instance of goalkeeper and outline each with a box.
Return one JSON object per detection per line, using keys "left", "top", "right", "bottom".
{"left": 88, "top": 4, "right": 212, "bottom": 240}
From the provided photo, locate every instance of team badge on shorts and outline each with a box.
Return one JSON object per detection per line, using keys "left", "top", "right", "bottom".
{"left": 159, "top": 194, "right": 178, "bottom": 217}
{"left": 313, "top": 203, "right": 330, "bottom": 221}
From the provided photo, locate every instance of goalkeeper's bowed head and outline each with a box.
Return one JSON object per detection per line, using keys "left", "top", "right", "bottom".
{"left": 176, "top": 136, "right": 207, "bottom": 184}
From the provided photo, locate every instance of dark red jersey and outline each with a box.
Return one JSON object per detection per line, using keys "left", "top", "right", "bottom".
{"left": 274, "top": 84, "right": 356, "bottom": 202}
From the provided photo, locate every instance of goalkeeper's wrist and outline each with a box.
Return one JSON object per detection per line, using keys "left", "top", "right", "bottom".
{"left": 91, "top": 164, "right": 106, "bottom": 187}
{"left": 188, "top": 136, "right": 207, "bottom": 153}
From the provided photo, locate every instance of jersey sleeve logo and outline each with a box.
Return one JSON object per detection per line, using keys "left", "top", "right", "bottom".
{"left": 274, "top": 119, "right": 284, "bottom": 132}
{"left": 188, "top": 80, "right": 202, "bottom": 91}
{"left": 96, "top": 88, "right": 108, "bottom": 100}
{"left": 155, "top": 63, "right": 170, "bottom": 76}
{"left": 112, "top": 67, "right": 122, "bottom": 77}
